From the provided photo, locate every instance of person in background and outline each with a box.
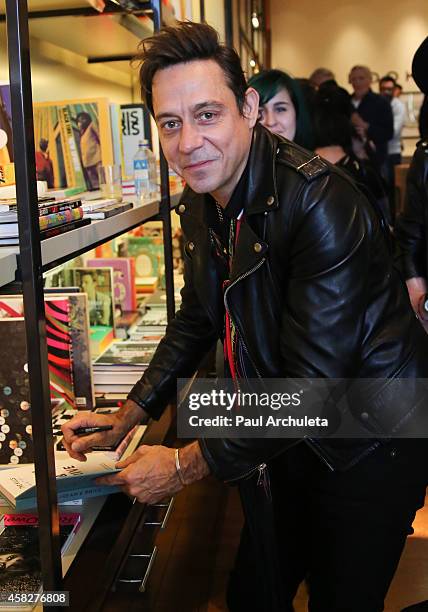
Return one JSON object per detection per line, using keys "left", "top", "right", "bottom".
{"left": 248, "top": 69, "right": 313, "bottom": 149}
{"left": 379, "top": 75, "right": 406, "bottom": 215}
{"left": 394, "top": 82, "right": 403, "bottom": 98}
{"left": 348, "top": 65, "right": 393, "bottom": 174}
{"left": 309, "top": 67, "right": 335, "bottom": 90}
{"left": 395, "top": 36, "right": 428, "bottom": 322}
{"left": 313, "top": 86, "right": 391, "bottom": 225}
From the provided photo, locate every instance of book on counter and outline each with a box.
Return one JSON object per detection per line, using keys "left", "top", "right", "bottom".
{"left": 84, "top": 201, "right": 133, "bottom": 219}
{"left": 0, "top": 453, "right": 121, "bottom": 510}
{"left": 0, "top": 208, "right": 83, "bottom": 238}
{"left": 93, "top": 340, "right": 157, "bottom": 369}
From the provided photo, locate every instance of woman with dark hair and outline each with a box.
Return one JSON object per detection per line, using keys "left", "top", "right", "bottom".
{"left": 248, "top": 69, "right": 313, "bottom": 149}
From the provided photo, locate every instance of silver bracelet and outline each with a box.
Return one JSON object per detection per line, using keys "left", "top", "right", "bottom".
{"left": 175, "top": 448, "right": 186, "bottom": 486}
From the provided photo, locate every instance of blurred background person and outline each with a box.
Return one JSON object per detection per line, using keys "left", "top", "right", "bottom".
{"left": 393, "top": 83, "right": 403, "bottom": 98}
{"left": 249, "top": 68, "right": 313, "bottom": 149}
{"left": 379, "top": 75, "right": 405, "bottom": 212}
{"left": 348, "top": 65, "right": 393, "bottom": 175}
{"left": 309, "top": 67, "right": 335, "bottom": 90}
{"left": 313, "top": 85, "right": 391, "bottom": 224}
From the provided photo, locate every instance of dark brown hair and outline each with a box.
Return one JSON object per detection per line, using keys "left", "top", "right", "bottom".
{"left": 135, "top": 21, "right": 247, "bottom": 116}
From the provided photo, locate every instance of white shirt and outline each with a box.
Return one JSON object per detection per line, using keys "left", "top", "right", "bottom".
{"left": 388, "top": 97, "right": 405, "bottom": 156}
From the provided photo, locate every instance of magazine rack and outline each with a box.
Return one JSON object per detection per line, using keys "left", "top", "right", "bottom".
{"left": 3, "top": 1, "right": 178, "bottom": 607}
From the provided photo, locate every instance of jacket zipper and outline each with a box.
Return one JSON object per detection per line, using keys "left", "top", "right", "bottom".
{"left": 223, "top": 258, "right": 269, "bottom": 485}
{"left": 223, "top": 258, "right": 265, "bottom": 379}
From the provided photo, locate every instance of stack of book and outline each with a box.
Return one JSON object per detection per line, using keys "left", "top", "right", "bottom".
{"left": 0, "top": 196, "right": 90, "bottom": 246}
{"left": 92, "top": 341, "right": 157, "bottom": 394}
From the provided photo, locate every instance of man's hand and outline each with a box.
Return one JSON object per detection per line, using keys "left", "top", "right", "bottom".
{"left": 61, "top": 412, "right": 128, "bottom": 461}
{"left": 96, "top": 441, "right": 210, "bottom": 505}
{"left": 406, "top": 276, "right": 428, "bottom": 315}
{"left": 351, "top": 112, "right": 369, "bottom": 139}
{"left": 61, "top": 400, "right": 145, "bottom": 461}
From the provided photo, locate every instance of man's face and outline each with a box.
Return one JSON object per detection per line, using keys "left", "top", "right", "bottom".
{"left": 379, "top": 79, "right": 394, "bottom": 99}
{"left": 152, "top": 59, "right": 258, "bottom": 205}
{"left": 349, "top": 68, "right": 372, "bottom": 97}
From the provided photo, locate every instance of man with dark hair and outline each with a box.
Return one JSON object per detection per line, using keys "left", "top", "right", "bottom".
{"left": 63, "top": 22, "right": 428, "bottom": 612}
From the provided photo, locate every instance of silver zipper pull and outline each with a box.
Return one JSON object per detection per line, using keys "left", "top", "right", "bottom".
{"left": 256, "top": 463, "right": 272, "bottom": 500}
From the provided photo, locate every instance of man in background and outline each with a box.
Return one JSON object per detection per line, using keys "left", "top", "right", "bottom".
{"left": 349, "top": 65, "right": 393, "bottom": 174}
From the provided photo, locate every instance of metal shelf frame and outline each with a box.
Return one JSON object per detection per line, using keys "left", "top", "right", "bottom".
{"left": 4, "top": 0, "right": 176, "bottom": 601}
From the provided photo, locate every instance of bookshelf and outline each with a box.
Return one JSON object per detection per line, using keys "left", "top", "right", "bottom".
{"left": 3, "top": 0, "right": 179, "bottom": 606}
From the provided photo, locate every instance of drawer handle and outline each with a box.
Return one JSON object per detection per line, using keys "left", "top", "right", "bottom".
{"left": 160, "top": 496, "right": 174, "bottom": 530}
{"left": 139, "top": 546, "right": 157, "bottom": 592}
{"left": 144, "top": 497, "right": 175, "bottom": 529}
{"left": 117, "top": 547, "right": 158, "bottom": 593}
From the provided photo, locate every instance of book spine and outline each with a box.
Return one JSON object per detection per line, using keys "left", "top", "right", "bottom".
{"left": 39, "top": 207, "right": 83, "bottom": 231}
{"left": 40, "top": 217, "right": 90, "bottom": 240}
{"left": 38, "top": 199, "right": 82, "bottom": 216}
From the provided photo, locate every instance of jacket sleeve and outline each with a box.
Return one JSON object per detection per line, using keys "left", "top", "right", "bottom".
{"left": 200, "top": 172, "right": 375, "bottom": 482}
{"left": 395, "top": 147, "right": 428, "bottom": 279}
{"left": 367, "top": 96, "right": 394, "bottom": 145}
{"left": 127, "top": 241, "right": 218, "bottom": 420}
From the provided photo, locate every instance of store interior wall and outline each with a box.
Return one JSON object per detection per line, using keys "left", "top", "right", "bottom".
{"left": 270, "top": 0, "right": 428, "bottom": 92}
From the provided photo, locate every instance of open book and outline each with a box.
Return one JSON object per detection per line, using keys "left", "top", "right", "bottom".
{"left": 0, "top": 454, "right": 120, "bottom": 510}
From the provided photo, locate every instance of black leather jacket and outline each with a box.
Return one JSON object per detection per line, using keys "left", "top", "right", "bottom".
{"left": 395, "top": 141, "right": 428, "bottom": 279}
{"left": 129, "top": 125, "right": 428, "bottom": 480}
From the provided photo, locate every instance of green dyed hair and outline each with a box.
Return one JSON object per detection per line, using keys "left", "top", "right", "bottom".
{"left": 248, "top": 69, "right": 313, "bottom": 149}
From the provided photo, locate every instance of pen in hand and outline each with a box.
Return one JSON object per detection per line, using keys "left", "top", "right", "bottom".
{"left": 73, "top": 425, "right": 113, "bottom": 437}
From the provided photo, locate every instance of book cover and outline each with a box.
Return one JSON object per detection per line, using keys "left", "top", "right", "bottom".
{"left": 93, "top": 341, "right": 156, "bottom": 368}
{"left": 89, "top": 326, "right": 114, "bottom": 358}
{"left": 48, "top": 267, "right": 115, "bottom": 330}
{"left": 87, "top": 258, "right": 136, "bottom": 312}
{"left": 44, "top": 294, "right": 94, "bottom": 411}
{"left": 44, "top": 299, "right": 75, "bottom": 409}
{"left": 109, "top": 103, "right": 124, "bottom": 168}
{"left": 126, "top": 235, "right": 165, "bottom": 288}
{"left": 34, "top": 98, "right": 114, "bottom": 191}
{"left": 0, "top": 454, "right": 120, "bottom": 510}
{"left": 0, "top": 297, "right": 75, "bottom": 410}
{"left": 0, "top": 320, "right": 34, "bottom": 466}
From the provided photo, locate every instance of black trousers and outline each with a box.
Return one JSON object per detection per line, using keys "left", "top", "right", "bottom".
{"left": 227, "top": 439, "right": 428, "bottom": 612}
